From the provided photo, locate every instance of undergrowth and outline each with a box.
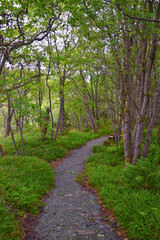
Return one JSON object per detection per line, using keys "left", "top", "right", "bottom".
{"left": 0, "top": 197, "right": 20, "bottom": 240}
{"left": 86, "top": 143, "right": 160, "bottom": 240}
{"left": 0, "top": 128, "right": 108, "bottom": 239}
{"left": 1, "top": 129, "right": 108, "bottom": 162}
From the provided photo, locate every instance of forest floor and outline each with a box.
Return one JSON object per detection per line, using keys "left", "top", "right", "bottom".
{"left": 22, "top": 136, "right": 124, "bottom": 240}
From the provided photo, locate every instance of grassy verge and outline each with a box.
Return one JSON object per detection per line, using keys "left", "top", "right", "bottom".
{"left": 0, "top": 156, "right": 54, "bottom": 240}
{"left": 0, "top": 128, "right": 108, "bottom": 239}
{"left": 1, "top": 129, "right": 108, "bottom": 162}
{"left": 86, "top": 143, "right": 160, "bottom": 240}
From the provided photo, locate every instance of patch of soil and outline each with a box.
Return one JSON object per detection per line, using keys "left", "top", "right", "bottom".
{"left": 21, "top": 214, "right": 39, "bottom": 240}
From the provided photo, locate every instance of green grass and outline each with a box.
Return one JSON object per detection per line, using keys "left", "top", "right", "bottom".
{"left": 0, "top": 155, "right": 54, "bottom": 240}
{"left": 0, "top": 127, "right": 108, "bottom": 239}
{"left": 0, "top": 156, "right": 54, "bottom": 214}
{"left": 0, "top": 197, "right": 20, "bottom": 240}
{"left": 86, "top": 144, "right": 160, "bottom": 240}
{"left": 1, "top": 129, "right": 108, "bottom": 162}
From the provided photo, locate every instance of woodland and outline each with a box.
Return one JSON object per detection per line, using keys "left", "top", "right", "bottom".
{"left": 0, "top": 0, "right": 160, "bottom": 239}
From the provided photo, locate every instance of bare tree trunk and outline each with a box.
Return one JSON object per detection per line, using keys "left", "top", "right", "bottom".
{"left": 80, "top": 69, "right": 98, "bottom": 133}
{"left": 123, "top": 25, "right": 133, "bottom": 165}
{"left": 5, "top": 94, "right": 14, "bottom": 137}
{"left": 37, "top": 59, "right": 43, "bottom": 127}
{"left": 18, "top": 117, "right": 24, "bottom": 156}
{"left": 45, "top": 60, "right": 54, "bottom": 140}
{"left": 95, "top": 79, "right": 99, "bottom": 123}
{"left": 116, "top": 67, "right": 121, "bottom": 144}
{"left": 4, "top": 61, "right": 13, "bottom": 137}
{"left": 1, "top": 109, "right": 7, "bottom": 136}
{"left": 132, "top": 2, "right": 160, "bottom": 163}
{"left": 156, "top": 123, "right": 160, "bottom": 145}
{"left": 0, "top": 145, "right": 4, "bottom": 157}
{"left": 10, "top": 114, "right": 19, "bottom": 156}
{"left": 103, "top": 70, "right": 117, "bottom": 143}
{"left": 90, "top": 75, "right": 95, "bottom": 118}
{"left": 41, "top": 108, "right": 50, "bottom": 140}
{"left": 0, "top": 55, "right": 7, "bottom": 76}
{"left": 142, "top": 78, "right": 160, "bottom": 157}
{"left": 133, "top": 34, "right": 158, "bottom": 164}
{"left": 59, "top": 84, "right": 65, "bottom": 134}
{"left": 54, "top": 100, "right": 63, "bottom": 140}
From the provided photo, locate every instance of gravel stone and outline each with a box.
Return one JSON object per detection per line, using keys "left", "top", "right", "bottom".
{"left": 36, "top": 137, "right": 123, "bottom": 240}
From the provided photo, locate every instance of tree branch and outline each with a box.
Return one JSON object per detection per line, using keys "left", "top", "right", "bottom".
{"left": 0, "top": 74, "right": 43, "bottom": 93}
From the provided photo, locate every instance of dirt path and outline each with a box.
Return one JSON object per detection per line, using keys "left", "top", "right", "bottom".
{"left": 35, "top": 136, "right": 123, "bottom": 240}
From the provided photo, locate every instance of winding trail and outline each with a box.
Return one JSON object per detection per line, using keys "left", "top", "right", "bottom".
{"left": 36, "top": 136, "right": 123, "bottom": 240}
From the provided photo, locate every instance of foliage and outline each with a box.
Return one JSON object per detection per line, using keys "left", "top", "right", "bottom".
{"left": 122, "top": 155, "right": 160, "bottom": 192}
{"left": 86, "top": 143, "right": 160, "bottom": 239}
{"left": 1, "top": 128, "right": 107, "bottom": 162}
{"left": 0, "top": 128, "right": 108, "bottom": 238}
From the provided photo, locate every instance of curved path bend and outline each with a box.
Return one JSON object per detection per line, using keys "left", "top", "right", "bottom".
{"left": 36, "top": 136, "right": 123, "bottom": 240}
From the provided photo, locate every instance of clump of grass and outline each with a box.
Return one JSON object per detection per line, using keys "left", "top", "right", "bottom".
{"left": 0, "top": 156, "right": 54, "bottom": 214}
{"left": 86, "top": 144, "right": 160, "bottom": 240}
{"left": 0, "top": 197, "right": 20, "bottom": 240}
{"left": 122, "top": 157, "right": 160, "bottom": 192}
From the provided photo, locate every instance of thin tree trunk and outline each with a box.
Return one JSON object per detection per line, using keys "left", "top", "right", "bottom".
{"left": 17, "top": 89, "right": 25, "bottom": 155}
{"left": 41, "top": 108, "right": 50, "bottom": 140}
{"left": 37, "top": 59, "right": 43, "bottom": 127}
{"left": 133, "top": 3, "right": 160, "bottom": 163}
{"left": 9, "top": 113, "right": 19, "bottom": 156}
{"left": 59, "top": 90, "right": 65, "bottom": 133}
{"left": 18, "top": 117, "right": 24, "bottom": 156}
{"left": 123, "top": 24, "right": 133, "bottom": 165}
{"left": 103, "top": 71, "right": 117, "bottom": 143}
{"left": 133, "top": 34, "right": 158, "bottom": 164}
{"left": 142, "top": 78, "right": 160, "bottom": 157}
{"left": 0, "top": 55, "right": 7, "bottom": 76}
{"left": 95, "top": 79, "right": 99, "bottom": 123}
{"left": 80, "top": 69, "right": 98, "bottom": 133}
{"left": 54, "top": 102, "right": 62, "bottom": 140}
{"left": 45, "top": 60, "right": 54, "bottom": 140}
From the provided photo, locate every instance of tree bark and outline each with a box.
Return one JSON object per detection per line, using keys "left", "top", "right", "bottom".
{"left": 122, "top": 23, "right": 133, "bottom": 165}
{"left": 142, "top": 78, "right": 160, "bottom": 157}
{"left": 133, "top": 34, "right": 158, "bottom": 164}
{"left": 45, "top": 60, "right": 54, "bottom": 140}
{"left": 41, "top": 108, "right": 50, "bottom": 140}
{"left": 80, "top": 69, "right": 98, "bottom": 133}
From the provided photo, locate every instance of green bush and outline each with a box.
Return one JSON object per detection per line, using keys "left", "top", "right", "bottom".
{"left": 86, "top": 144, "right": 160, "bottom": 240}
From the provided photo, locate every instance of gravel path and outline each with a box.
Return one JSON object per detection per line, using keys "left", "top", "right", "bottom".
{"left": 36, "top": 136, "right": 123, "bottom": 240}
